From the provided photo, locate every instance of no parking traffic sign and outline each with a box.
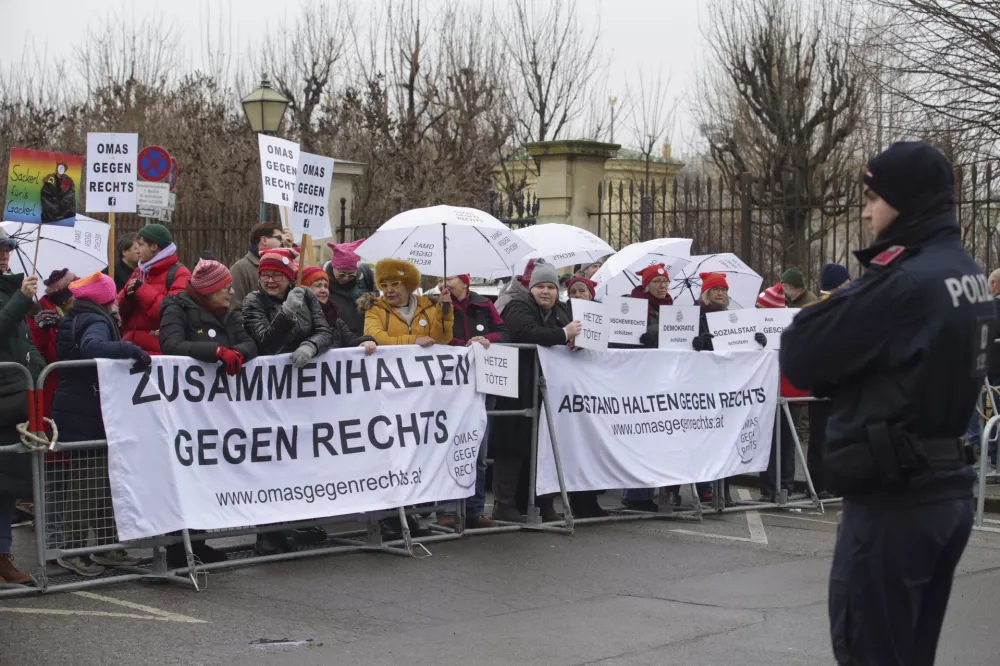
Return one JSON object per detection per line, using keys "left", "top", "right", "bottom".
{"left": 137, "top": 145, "right": 171, "bottom": 182}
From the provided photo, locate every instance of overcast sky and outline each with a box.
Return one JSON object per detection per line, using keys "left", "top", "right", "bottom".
{"left": 0, "top": 0, "right": 709, "bottom": 157}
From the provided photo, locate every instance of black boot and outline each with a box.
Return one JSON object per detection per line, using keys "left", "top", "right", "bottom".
{"left": 491, "top": 457, "right": 524, "bottom": 522}
{"left": 537, "top": 495, "right": 562, "bottom": 522}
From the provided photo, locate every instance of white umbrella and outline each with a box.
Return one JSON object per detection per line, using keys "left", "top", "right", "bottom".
{"left": 486, "top": 224, "right": 614, "bottom": 280}
{"left": 591, "top": 238, "right": 693, "bottom": 299}
{"left": 1, "top": 216, "right": 110, "bottom": 279}
{"left": 669, "top": 253, "right": 763, "bottom": 310}
{"left": 355, "top": 205, "right": 534, "bottom": 278}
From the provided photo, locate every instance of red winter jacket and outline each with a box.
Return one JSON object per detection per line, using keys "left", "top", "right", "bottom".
{"left": 26, "top": 296, "right": 64, "bottom": 417}
{"left": 116, "top": 254, "right": 190, "bottom": 354}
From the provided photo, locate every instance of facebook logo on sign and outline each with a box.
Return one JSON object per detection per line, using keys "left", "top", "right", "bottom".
{"left": 108, "top": 197, "right": 116, "bottom": 206}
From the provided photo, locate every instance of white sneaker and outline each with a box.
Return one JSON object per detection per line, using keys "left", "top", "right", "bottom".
{"left": 56, "top": 556, "right": 105, "bottom": 577}
{"left": 90, "top": 550, "right": 141, "bottom": 567}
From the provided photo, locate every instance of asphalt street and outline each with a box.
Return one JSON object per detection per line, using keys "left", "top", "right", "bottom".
{"left": 2, "top": 491, "right": 999, "bottom": 666}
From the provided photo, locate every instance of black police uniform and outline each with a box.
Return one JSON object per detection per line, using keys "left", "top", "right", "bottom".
{"left": 780, "top": 142, "right": 992, "bottom": 666}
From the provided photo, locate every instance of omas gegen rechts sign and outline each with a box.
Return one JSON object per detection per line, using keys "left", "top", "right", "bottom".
{"left": 85, "top": 133, "right": 138, "bottom": 213}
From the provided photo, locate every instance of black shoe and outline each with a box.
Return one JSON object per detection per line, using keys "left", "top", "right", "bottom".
{"left": 817, "top": 491, "right": 835, "bottom": 500}
{"left": 290, "top": 526, "right": 327, "bottom": 545}
{"left": 406, "top": 514, "right": 434, "bottom": 538}
{"left": 165, "top": 543, "right": 188, "bottom": 568}
{"left": 255, "top": 531, "right": 297, "bottom": 556}
{"left": 622, "top": 499, "right": 658, "bottom": 512}
{"left": 379, "top": 518, "right": 403, "bottom": 538}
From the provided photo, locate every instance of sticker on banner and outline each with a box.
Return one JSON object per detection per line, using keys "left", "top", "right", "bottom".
{"left": 658, "top": 306, "right": 700, "bottom": 350}
{"left": 705, "top": 309, "right": 759, "bottom": 350}
{"left": 607, "top": 297, "right": 648, "bottom": 345}
{"left": 473, "top": 343, "right": 519, "bottom": 399}
{"left": 756, "top": 308, "right": 798, "bottom": 350}
{"left": 571, "top": 298, "right": 609, "bottom": 350}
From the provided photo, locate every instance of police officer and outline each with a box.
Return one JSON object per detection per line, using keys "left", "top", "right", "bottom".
{"left": 780, "top": 141, "right": 992, "bottom": 666}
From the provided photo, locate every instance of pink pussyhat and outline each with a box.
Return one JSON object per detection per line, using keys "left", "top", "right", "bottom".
{"left": 328, "top": 238, "right": 365, "bottom": 272}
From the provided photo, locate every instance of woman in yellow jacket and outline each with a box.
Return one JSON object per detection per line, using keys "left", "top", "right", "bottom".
{"left": 362, "top": 258, "right": 454, "bottom": 346}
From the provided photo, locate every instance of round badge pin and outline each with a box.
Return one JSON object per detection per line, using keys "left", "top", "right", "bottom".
{"left": 208, "top": 329, "right": 217, "bottom": 338}
{"left": 418, "top": 319, "right": 428, "bottom": 327}
{"left": 476, "top": 324, "right": 485, "bottom": 331}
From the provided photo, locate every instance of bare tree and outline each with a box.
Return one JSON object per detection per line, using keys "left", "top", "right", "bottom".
{"left": 623, "top": 68, "right": 677, "bottom": 181}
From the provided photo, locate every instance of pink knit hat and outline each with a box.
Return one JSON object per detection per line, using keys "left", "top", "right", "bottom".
{"left": 328, "top": 238, "right": 365, "bottom": 272}
{"left": 756, "top": 282, "right": 786, "bottom": 308}
{"left": 69, "top": 272, "right": 117, "bottom": 306}
{"left": 189, "top": 259, "right": 232, "bottom": 295}
{"left": 258, "top": 248, "right": 299, "bottom": 282}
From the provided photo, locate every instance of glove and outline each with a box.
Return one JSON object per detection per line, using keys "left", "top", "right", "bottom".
{"left": 124, "top": 279, "right": 140, "bottom": 300}
{"left": 755, "top": 332, "right": 768, "bottom": 348}
{"left": 281, "top": 287, "right": 307, "bottom": 319}
{"left": 33, "top": 310, "right": 60, "bottom": 330}
{"left": 692, "top": 334, "right": 713, "bottom": 352}
{"left": 216, "top": 346, "right": 244, "bottom": 376}
{"left": 132, "top": 350, "right": 152, "bottom": 371}
{"left": 290, "top": 341, "right": 317, "bottom": 368}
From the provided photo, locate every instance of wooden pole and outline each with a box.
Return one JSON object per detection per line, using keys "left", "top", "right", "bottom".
{"left": 296, "top": 233, "right": 312, "bottom": 286}
{"left": 30, "top": 225, "right": 42, "bottom": 278}
{"left": 107, "top": 212, "right": 116, "bottom": 282}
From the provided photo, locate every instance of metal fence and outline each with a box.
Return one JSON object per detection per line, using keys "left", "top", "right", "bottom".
{"left": 591, "top": 163, "right": 1000, "bottom": 290}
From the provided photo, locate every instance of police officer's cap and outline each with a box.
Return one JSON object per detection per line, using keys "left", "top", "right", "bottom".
{"left": 864, "top": 142, "right": 954, "bottom": 214}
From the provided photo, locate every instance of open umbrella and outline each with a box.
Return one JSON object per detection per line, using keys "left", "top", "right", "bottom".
{"left": 1, "top": 215, "right": 110, "bottom": 279}
{"left": 486, "top": 224, "right": 614, "bottom": 280}
{"left": 591, "top": 238, "right": 693, "bottom": 299}
{"left": 669, "top": 253, "right": 763, "bottom": 309}
{"left": 355, "top": 205, "right": 534, "bottom": 279}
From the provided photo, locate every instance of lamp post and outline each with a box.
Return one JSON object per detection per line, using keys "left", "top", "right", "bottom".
{"left": 609, "top": 96, "right": 617, "bottom": 144}
{"left": 241, "top": 74, "right": 290, "bottom": 222}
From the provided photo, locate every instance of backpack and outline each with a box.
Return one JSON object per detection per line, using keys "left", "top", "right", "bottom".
{"left": 165, "top": 263, "right": 182, "bottom": 292}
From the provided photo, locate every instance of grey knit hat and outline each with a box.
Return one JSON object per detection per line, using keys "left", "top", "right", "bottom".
{"left": 529, "top": 259, "right": 559, "bottom": 289}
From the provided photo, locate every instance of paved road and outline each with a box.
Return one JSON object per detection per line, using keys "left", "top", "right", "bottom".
{"left": 2, "top": 493, "right": 999, "bottom": 665}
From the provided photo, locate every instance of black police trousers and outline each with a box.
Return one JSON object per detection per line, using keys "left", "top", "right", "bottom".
{"left": 829, "top": 497, "right": 973, "bottom": 665}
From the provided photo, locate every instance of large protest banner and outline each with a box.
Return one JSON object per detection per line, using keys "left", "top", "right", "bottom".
{"left": 535, "top": 347, "right": 779, "bottom": 495}
{"left": 97, "top": 346, "right": 487, "bottom": 541}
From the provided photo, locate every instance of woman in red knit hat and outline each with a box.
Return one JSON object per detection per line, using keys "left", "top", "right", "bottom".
{"left": 302, "top": 265, "right": 376, "bottom": 354}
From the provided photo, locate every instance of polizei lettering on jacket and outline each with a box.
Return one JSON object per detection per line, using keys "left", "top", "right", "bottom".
{"left": 944, "top": 274, "right": 992, "bottom": 308}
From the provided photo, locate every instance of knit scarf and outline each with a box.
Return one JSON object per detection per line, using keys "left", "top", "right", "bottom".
{"left": 185, "top": 283, "right": 228, "bottom": 320}
{"left": 630, "top": 286, "right": 673, "bottom": 315}
{"left": 392, "top": 294, "right": 419, "bottom": 326}
{"left": 138, "top": 243, "right": 177, "bottom": 281}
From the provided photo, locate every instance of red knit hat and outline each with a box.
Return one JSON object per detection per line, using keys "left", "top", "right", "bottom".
{"left": 258, "top": 249, "right": 299, "bottom": 282}
{"left": 519, "top": 258, "right": 538, "bottom": 288}
{"left": 69, "top": 272, "right": 117, "bottom": 306}
{"left": 756, "top": 282, "right": 785, "bottom": 308}
{"left": 636, "top": 264, "right": 669, "bottom": 290}
{"left": 564, "top": 276, "right": 596, "bottom": 299}
{"left": 700, "top": 272, "right": 729, "bottom": 293}
{"left": 301, "top": 266, "right": 327, "bottom": 287}
{"left": 189, "top": 259, "right": 232, "bottom": 295}
{"left": 456, "top": 274, "right": 471, "bottom": 286}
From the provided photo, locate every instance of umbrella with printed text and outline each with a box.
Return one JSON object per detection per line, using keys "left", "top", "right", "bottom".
{"left": 355, "top": 205, "right": 535, "bottom": 279}
{"left": 669, "top": 253, "right": 763, "bottom": 310}
{"left": 591, "top": 238, "right": 693, "bottom": 299}
{"left": 486, "top": 223, "right": 615, "bottom": 280}
{"left": 1, "top": 216, "right": 111, "bottom": 280}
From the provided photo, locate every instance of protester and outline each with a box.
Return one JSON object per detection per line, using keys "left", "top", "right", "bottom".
{"left": 432, "top": 274, "right": 506, "bottom": 530}
{"left": 112, "top": 233, "right": 140, "bottom": 293}
{"left": 755, "top": 282, "right": 801, "bottom": 502}
{"left": 496, "top": 260, "right": 582, "bottom": 522}
{"left": 583, "top": 261, "right": 603, "bottom": 279}
{"left": 301, "top": 266, "right": 377, "bottom": 354}
{"left": 779, "top": 268, "right": 816, "bottom": 307}
{"left": 50, "top": 272, "right": 149, "bottom": 576}
{"left": 0, "top": 231, "right": 42, "bottom": 585}
{"left": 117, "top": 224, "right": 190, "bottom": 354}
{"left": 28, "top": 269, "right": 75, "bottom": 416}
{"left": 229, "top": 222, "right": 284, "bottom": 311}
{"left": 495, "top": 258, "right": 537, "bottom": 315}
{"left": 323, "top": 239, "right": 376, "bottom": 336}
{"left": 968, "top": 267, "right": 1000, "bottom": 472}
{"left": 565, "top": 276, "right": 597, "bottom": 302}
{"left": 242, "top": 249, "right": 334, "bottom": 554}
{"left": 819, "top": 263, "right": 851, "bottom": 296}
{"left": 361, "top": 258, "right": 454, "bottom": 347}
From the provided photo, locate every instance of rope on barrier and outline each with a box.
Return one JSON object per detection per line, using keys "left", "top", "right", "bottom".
{"left": 16, "top": 418, "right": 58, "bottom": 452}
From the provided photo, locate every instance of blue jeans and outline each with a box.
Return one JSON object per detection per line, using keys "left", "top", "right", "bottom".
{"left": 0, "top": 496, "right": 15, "bottom": 553}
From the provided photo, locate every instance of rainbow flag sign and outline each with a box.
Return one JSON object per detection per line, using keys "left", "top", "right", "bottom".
{"left": 4, "top": 148, "right": 84, "bottom": 227}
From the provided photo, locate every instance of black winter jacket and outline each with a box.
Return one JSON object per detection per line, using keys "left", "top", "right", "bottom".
{"left": 50, "top": 299, "right": 143, "bottom": 442}
{"left": 160, "top": 292, "right": 257, "bottom": 362}
{"left": 0, "top": 273, "right": 44, "bottom": 430}
{"left": 503, "top": 291, "right": 572, "bottom": 347}
{"left": 242, "top": 286, "right": 334, "bottom": 356}
{"left": 318, "top": 300, "right": 375, "bottom": 349}
{"left": 324, "top": 262, "right": 377, "bottom": 335}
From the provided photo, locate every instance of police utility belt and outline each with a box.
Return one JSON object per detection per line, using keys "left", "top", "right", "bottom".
{"left": 826, "top": 422, "right": 973, "bottom": 493}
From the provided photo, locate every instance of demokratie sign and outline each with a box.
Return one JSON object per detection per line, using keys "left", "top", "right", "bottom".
{"left": 535, "top": 347, "right": 779, "bottom": 495}
{"left": 97, "top": 346, "right": 487, "bottom": 540}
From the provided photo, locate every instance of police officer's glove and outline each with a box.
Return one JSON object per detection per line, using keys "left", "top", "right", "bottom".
{"left": 131, "top": 350, "right": 152, "bottom": 371}
{"left": 692, "top": 334, "right": 712, "bottom": 352}
{"left": 755, "top": 332, "right": 767, "bottom": 348}
{"left": 290, "top": 341, "right": 317, "bottom": 368}
{"left": 281, "top": 287, "right": 307, "bottom": 319}
{"left": 33, "top": 310, "right": 60, "bottom": 330}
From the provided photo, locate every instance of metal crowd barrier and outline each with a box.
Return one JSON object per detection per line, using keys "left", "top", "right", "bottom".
{"left": 975, "top": 379, "right": 1000, "bottom": 533}
{"left": 0, "top": 349, "right": 856, "bottom": 599}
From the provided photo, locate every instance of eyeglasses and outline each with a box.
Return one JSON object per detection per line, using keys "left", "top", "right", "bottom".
{"left": 378, "top": 280, "right": 404, "bottom": 290}
{"left": 260, "top": 272, "right": 285, "bottom": 283}
{"left": 336, "top": 271, "right": 358, "bottom": 279}
{"left": 648, "top": 278, "right": 668, "bottom": 287}
{"left": 270, "top": 234, "right": 284, "bottom": 241}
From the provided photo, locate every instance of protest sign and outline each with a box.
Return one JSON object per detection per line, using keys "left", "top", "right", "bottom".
{"left": 288, "top": 152, "right": 334, "bottom": 239}
{"left": 85, "top": 133, "right": 138, "bottom": 213}
{"left": 607, "top": 297, "right": 649, "bottom": 346}
{"left": 658, "top": 306, "right": 701, "bottom": 350}
{"left": 535, "top": 347, "right": 779, "bottom": 495}
{"left": 757, "top": 308, "right": 799, "bottom": 349}
{"left": 97, "top": 346, "right": 487, "bottom": 540}
{"left": 705, "top": 308, "right": 759, "bottom": 350}
{"left": 136, "top": 181, "right": 170, "bottom": 209}
{"left": 258, "top": 134, "right": 300, "bottom": 206}
{"left": 473, "top": 343, "right": 519, "bottom": 398}
{"left": 571, "top": 298, "right": 609, "bottom": 350}
{"left": 4, "top": 148, "right": 84, "bottom": 226}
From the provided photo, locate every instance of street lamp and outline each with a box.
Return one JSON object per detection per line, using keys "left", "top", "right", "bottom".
{"left": 242, "top": 74, "right": 290, "bottom": 221}
{"left": 609, "top": 96, "right": 617, "bottom": 144}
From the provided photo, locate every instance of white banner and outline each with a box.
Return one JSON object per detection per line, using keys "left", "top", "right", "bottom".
{"left": 86, "top": 133, "right": 138, "bottom": 213}
{"left": 658, "top": 305, "right": 700, "bottom": 350}
{"left": 97, "top": 346, "right": 487, "bottom": 541}
{"left": 705, "top": 309, "right": 758, "bottom": 350}
{"left": 288, "top": 152, "right": 334, "bottom": 239}
{"left": 258, "top": 134, "right": 300, "bottom": 206}
{"left": 757, "top": 308, "right": 798, "bottom": 350}
{"left": 607, "top": 297, "right": 648, "bottom": 345}
{"left": 571, "top": 298, "right": 609, "bottom": 350}
{"left": 535, "top": 347, "right": 778, "bottom": 495}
